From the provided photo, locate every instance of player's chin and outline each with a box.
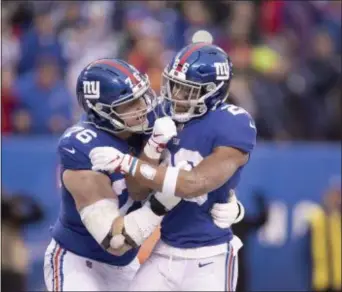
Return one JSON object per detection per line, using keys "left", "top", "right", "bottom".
{"left": 174, "top": 106, "right": 190, "bottom": 113}
{"left": 126, "top": 119, "right": 148, "bottom": 131}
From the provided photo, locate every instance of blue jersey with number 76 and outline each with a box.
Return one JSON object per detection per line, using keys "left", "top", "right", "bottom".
{"left": 51, "top": 120, "right": 141, "bottom": 266}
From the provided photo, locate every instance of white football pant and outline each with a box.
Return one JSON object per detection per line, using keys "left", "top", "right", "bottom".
{"left": 129, "top": 235, "right": 242, "bottom": 291}
{"left": 44, "top": 239, "right": 140, "bottom": 291}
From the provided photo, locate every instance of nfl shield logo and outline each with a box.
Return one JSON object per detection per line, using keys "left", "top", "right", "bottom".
{"left": 86, "top": 260, "right": 93, "bottom": 269}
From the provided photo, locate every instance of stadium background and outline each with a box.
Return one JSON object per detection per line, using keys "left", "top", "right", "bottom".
{"left": 1, "top": 1, "right": 341, "bottom": 291}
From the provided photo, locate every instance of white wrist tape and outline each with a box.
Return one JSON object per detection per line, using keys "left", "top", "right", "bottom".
{"left": 80, "top": 199, "right": 120, "bottom": 246}
{"left": 162, "top": 166, "right": 179, "bottom": 197}
{"left": 144, "top": 138, "right": 162, "bottom": 160}
{"left": 140, "top": 164, "right": 157, "bottom": 180}
{"left": 123, "top": 201, "right": 163, "bottom": 246}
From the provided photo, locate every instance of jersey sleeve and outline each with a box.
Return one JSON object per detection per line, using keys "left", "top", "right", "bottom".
{"left": 58, "top": 129, "right": 94, "bottom": 170}
{"left": 212, "top": 105, "right": 257, "bottom": 153}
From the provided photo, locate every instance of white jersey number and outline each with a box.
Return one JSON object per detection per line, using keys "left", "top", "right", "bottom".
{"left": 64, "top": 126, "right": 97, "bottom": 144}
{"left": 222, "top": 104, "right": 248, "bottom": 116}
{"left": 222, "top": 105, "right": 256, "bottom": 129}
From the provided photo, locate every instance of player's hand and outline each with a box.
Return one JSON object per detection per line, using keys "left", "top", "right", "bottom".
{"left": 152, "top": 116, "right": 177, "bottom": 145}
{"left": 144, "top": 117, "right": 177, "bottom": 159}
{"left": 108, "top": 216, "right": 133, "bottom": 256}
{"left": 210, "top": 190, "right": 245, "bottom": 229}
{"left": 90, "top": 147, "right": 126, "bottom": 174}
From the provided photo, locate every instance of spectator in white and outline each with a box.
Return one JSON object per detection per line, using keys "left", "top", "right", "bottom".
{"left": 2, "top": 8, "right": 21, "bottom": 69}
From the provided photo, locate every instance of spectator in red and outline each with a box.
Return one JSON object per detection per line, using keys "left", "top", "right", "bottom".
{"left": 127, "top": 19, "right": 165, "bottom": 92}
{"left": 259, "top": 1, "right": 285, "bottom": 37}
{"left": 1, "top": 67, "right": 18, "bottom": 134}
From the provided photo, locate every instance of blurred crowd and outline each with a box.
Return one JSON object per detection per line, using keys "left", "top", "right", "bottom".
{"left": 2, "top": 0, "right": 341, "bottom": 140}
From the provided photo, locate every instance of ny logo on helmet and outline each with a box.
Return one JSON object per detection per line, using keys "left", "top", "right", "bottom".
{"left": 214, "top": 62, "right": 230, "bottom": 81}
{"left": 83, "top": 81, "right": 100, "bottom": 99}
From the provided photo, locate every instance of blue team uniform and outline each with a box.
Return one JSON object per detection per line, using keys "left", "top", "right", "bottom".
{"left": 161, "top": 104, "right": 257, "bottom": 248}
{"left": 44, "top": 57, "right": 164, "bottom": 291}
{"left": 51, "top": 120, "right": 142, "bottom": 266}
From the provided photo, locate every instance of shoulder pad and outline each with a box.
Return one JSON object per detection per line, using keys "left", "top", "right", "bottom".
{"left": 58, "top": 123, "right": 129, "bottom": 170}
{"left": 211, "top": 104, "right": 257, "bottom": 153}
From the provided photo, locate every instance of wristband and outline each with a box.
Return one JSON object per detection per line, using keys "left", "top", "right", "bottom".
{"left": 162, "top": 166, "right": 180, "bottom": 197}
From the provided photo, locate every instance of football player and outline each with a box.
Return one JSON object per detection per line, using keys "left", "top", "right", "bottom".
{"left": 90, "top": 43, "right": 256, "bottom": 291}
{"left": 43, "top": 58, "right": 165, "bottom": 291}
{"left": 44, "top": 57, "right": 243, "bottom": 291}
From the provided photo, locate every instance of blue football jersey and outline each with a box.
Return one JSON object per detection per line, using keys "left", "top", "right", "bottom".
{"left": 160, "top": 104, "right": 257, "bottom": 248}
{"left": 51, "top": 120, "right": 142, "bottom": 266}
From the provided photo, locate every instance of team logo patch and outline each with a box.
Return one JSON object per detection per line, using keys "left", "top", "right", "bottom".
{"left": 83, "top": 81, "right": 100, "bottom": 99}
{"left": 86, "top": 260, "right": 93, "bottom": 269}
{"left": 214, "top": 62, "right": 230, "bottom": 81}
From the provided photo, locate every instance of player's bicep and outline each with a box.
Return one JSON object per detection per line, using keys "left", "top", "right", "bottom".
{"left": 63, "top": 170, "right": 117, "bottom": 210}
{"left": 177, "top": 146, "right": 248, "bottom": 198}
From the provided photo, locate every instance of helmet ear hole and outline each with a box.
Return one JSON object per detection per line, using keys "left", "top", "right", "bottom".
{"left": 206, "top": 83, "right": 216, "bottom": 92}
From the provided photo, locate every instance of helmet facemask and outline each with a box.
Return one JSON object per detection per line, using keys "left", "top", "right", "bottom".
{"left": 161, "top": 69, "right": 225, "bottom": 123}
{"left": 86, "top": 76, "right": 157, "bottom": 133}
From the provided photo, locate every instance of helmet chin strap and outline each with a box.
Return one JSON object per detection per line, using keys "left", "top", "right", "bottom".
{"left": 172, "top": 110, "right": 193, "bottom": 123}
{"left": 109, "top": 112, "right": 149, "bottom": 133}
{"left": 87, "top": 101, "right": 148, "bottom": 133}
{"left": 125, "top": 119, "right": 149, "bottom": 132}
{"left": 171, "top": 81, "right": 224, "bottom": 123}
{"left": 110, "top": 117, "right": 149, "bottom": 133}
{"left": 172, "top": 103, "right": 208, "bottom": 123}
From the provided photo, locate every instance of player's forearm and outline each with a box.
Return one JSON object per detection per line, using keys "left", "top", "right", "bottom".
{"left": 130, "top": 162, "right": 204, "bottom": 198}
{"left": 126, "top": 131, "right": 170, "bottom": 201}
{"left": 130, "top": 160, "right": 167, "bottom": 193}
{"left": 126, "top": 152, "right": 159, "bottom": 201}
{"left": 126, "top": 158, "right": 238, "bottom": 199}
{"left": 105, "top": 201, "right": 166, "bottom": 256}
{"left": 91, "top": 146, "right": 246, "bottom": 199}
